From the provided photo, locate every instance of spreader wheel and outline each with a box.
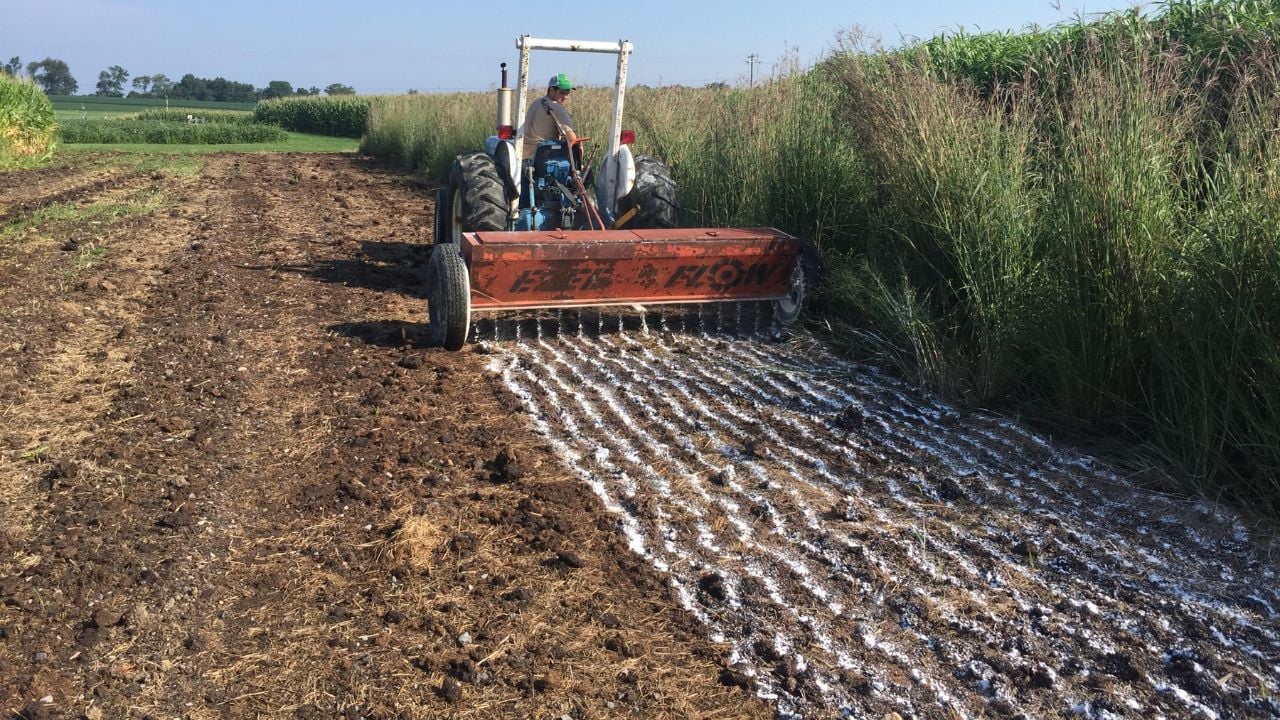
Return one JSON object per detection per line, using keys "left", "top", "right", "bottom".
{"left": 773, "top": 240, "right": 820, "bottom": 326}
{"left": 427, "top": 245, "right": 471, "bottom": 350}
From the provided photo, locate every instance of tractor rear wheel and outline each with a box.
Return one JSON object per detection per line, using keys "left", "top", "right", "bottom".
{"left": 441, "top": 151, "right": 507, "bottom": 243}
{"left": 626, "top": 155, "right": 678, "bottom": 229}
{"left": 427, "top": 244, "right": 471, "bottom": 350}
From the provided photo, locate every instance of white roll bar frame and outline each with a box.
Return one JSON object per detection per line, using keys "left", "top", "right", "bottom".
{"left": 512, "top": 35, "right": 632, "bottom": 166}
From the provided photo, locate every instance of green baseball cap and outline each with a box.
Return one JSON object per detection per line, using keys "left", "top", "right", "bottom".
{"left": 548, "top": 73, "right": 573, "bottom": 91}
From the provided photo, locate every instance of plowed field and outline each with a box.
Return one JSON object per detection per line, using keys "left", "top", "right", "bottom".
{"left": 1, "top": 153, "right": 1277, "bottom": 720}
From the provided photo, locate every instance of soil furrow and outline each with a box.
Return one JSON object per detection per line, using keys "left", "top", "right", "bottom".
{"left": 496, "top": 325, "right": 1280, "bottom": 719}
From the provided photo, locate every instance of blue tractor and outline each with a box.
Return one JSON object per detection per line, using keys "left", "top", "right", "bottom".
{"left": 435, "top": 35, "right": 677, "bottom": 244}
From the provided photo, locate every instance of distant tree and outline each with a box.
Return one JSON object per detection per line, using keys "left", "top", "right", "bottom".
{"left": 26, "top": 58, "right": 77, "bottom": 95}
{"left": 3, "top": 56, "right": 20, "bottom": 76}
{"left": 308, "top": 86, "right": 320, "bottom": 95}
{"left": 294, "top": 87, "right": 311, "bottom": 95}
{"left": 150, "top": 73, "right": 172, "bottom": 95}
{"left": 704, "top": 81, "right": 730, "bottom": 90}
{"left": 95, "top": 65, "right": 129, "bottom": 96}
{"left": 171, "top": 73, "right": 207, "bottom": 100}
{"left": 260, "top": 80, "right": 293, "bottom": 99}
{"left": 207, "top": 76, "right": 256, "bottom": 102}
{"left": 406, "top": 88, "right": 419, "bottom": 95}
{"left": 95, "top": 71, "right": 115, "bottom": 95}
{"left": 131, "top": 75, "right": 152, "bottom": 94}
{"left": 324, "top": 83, "right": 355, "bottom": 96}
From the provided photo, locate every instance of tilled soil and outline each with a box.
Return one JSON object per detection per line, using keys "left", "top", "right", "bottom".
{"left": 492, "top": 316, "right": 1280, "bottom": 718}
{"left": 0, "top": 153, "right": 767, "bottom": 720}
{"left": 1, "top": 152, "right": 1277, "bottom": 720}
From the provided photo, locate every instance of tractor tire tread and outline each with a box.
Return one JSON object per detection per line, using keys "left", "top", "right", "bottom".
{"left": 628, "top": 154, "right": 678, "bottom": 229}
{"left": 427, "top": 245, "right": 470, "bottom": 350}
{"left": 444, "top": 151, "right": 507, "bottom": 241}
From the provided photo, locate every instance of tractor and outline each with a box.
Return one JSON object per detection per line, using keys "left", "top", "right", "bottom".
{"left": 427, "top": 35, "right": 810, "bottom": 350}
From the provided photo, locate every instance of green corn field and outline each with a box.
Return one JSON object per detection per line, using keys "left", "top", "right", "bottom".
{"left": 129, "top": 108, "right": 258, "bottom": 125}
{"left": 0, "top": 74, "right": 57, "bottom": 165}
{"left": 58, "top": 119, "right": 287, "bottom": 144}
{"left": 254, "top": 95, "right": 372, "bottom": 138}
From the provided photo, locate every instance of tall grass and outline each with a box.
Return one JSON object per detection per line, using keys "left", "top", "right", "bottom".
{"left": 627, "top": 72, "right": 872, "bottom": 250}
{"left": 831, "top": 56, "right": 1045, "bottom": 400}
{"left": 831, "top": 12, "right": 1280, "bottom": 514}
{"left": 360, "top": 92, "right": 493, "bottom": 178}
{"left": 1142, "top": 54, "right": 1280, "bottom": 500}
{"left": 1, "top": 74, "right": 57, "bottom": 165}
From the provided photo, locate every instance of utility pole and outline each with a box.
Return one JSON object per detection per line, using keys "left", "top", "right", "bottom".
{"left": 745, "top": 53, "right": 761, "bottom": 88}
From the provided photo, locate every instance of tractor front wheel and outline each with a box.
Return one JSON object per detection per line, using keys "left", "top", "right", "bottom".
{"left": 440, "top": 151, "right": 507, "bottom": 243}
{"left": 426, "top": 245, "right": 471, "bottom": 350}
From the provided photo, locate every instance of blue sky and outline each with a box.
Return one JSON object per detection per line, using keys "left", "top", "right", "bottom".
{"left": 2, "top": 0, "right": 1139, "bottom": 94}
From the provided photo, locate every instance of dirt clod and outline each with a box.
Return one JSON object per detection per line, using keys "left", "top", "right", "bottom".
{"left": 549, "top": 549, "right": 584, "bottom": 569}
{"left": 91, "top": 607, "right": 124, "bottom": 628}
{"left": 833, "top": 404, "right": 866, "bottom": 432}
{"left": 604, "top": 635, "right": 635, "bottom": 657}
{"left": 697, "top": 572, "right": 729, "bottom": 604}
{"left": 156, "top": 505, "right": 195, "bottom": 528}
{"left": 490, "top": 445, "right": 527, "bottom": 483}
{"left": 719, "top": 665, "right": 756, "bottom": 691}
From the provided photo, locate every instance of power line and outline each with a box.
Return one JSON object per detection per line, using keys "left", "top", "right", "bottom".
{"left": 742, "top": 53, "right": 757, "bottom": 87}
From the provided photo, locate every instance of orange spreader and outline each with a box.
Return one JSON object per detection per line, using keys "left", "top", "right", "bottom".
{"left": 462, "top": 227, "right": 799, "bottom": 311}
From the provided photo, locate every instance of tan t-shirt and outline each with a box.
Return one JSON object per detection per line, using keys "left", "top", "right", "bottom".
{"left": 521, "top": 96, "right": 574, "bottom": 159}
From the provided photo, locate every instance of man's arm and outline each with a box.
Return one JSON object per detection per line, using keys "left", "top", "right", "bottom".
{"left": 546, "top": 100, "right": 580, "bottom": 145}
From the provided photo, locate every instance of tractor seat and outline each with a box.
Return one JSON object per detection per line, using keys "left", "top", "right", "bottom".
{"left": 530, "top": 141, "right": 582, "bottom": 180}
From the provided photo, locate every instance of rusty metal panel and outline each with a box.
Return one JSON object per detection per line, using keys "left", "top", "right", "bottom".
{"left": 461, "top": 228, "right": 798, "bottom": 310}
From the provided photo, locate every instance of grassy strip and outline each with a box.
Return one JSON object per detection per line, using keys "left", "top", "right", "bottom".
{"left": 49, "top": 96, "right": 256, "bottom": 111}
{"left": 254, "top": 96, "right": 370, "bottom": 137}
{"left": 130, "top": 108, "right": 257, "bottom": 125}
{"left": 2, "top": 189, "right": 166, "bottom": 240}
{"left": 58, "top": 131, "right": 358, "bottom": 154}
{"left": 59, "top": 119, "right": 286, "bottom": 144}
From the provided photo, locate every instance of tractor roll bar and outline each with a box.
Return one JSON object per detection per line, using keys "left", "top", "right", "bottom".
{"left": 513, "top": 35, "right": 632, "bottom": 164}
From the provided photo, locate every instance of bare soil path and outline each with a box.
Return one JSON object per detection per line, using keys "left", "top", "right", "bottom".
{"left": 1, "top": 152, "right": 1277, "bottom": 720}
{"left": 1, "top": 153, "right": 764, "bottom": 720}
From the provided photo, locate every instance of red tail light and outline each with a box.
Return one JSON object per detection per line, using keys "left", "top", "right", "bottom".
{"left": 498, "top": 125, "right": 515, "bottom": 140}
{"left": 620, "top": 129, "right": 636, "bottom": 145}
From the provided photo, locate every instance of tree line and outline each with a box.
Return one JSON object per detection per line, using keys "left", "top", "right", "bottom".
{"left": 2, "top": 56, "right": 356, "bottom": 100}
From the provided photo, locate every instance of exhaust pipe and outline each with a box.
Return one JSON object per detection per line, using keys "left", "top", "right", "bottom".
{"left": 496, "top": 62, "right": 513, "bottom": 136}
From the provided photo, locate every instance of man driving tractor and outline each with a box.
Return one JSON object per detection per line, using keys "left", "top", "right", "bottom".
{"left": 521, "top": 73, "right": 581, "bottom": 160}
